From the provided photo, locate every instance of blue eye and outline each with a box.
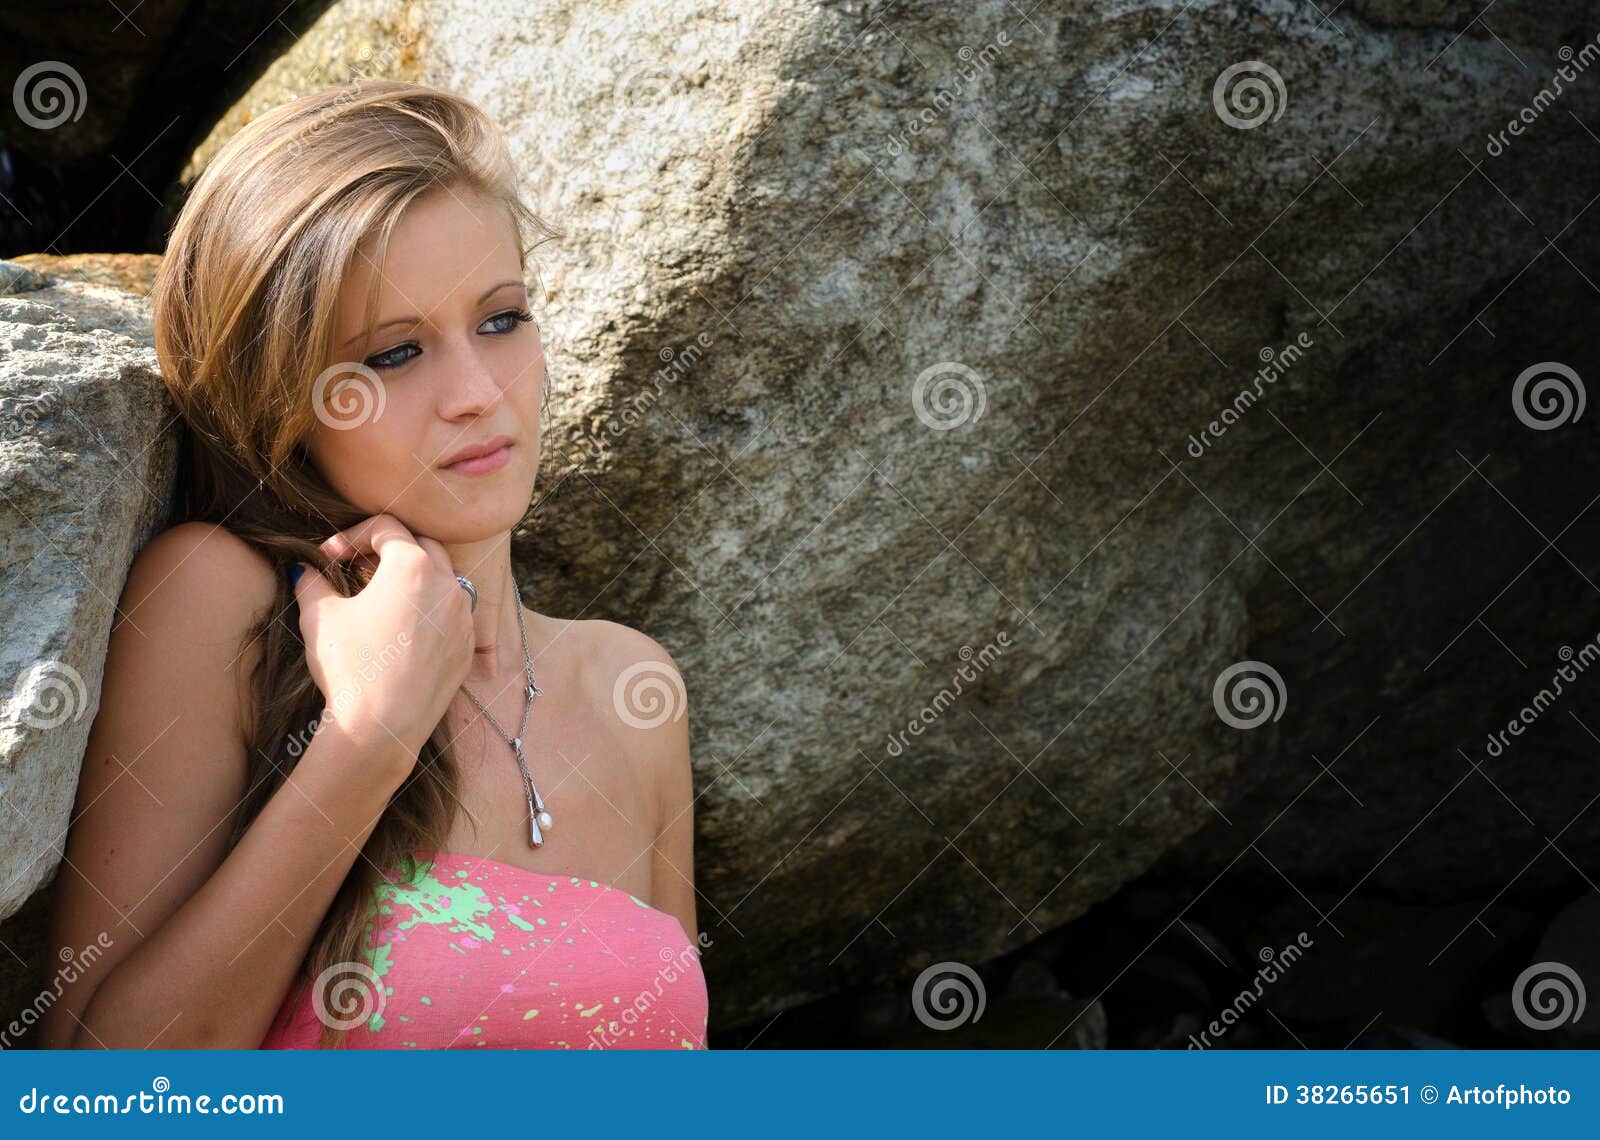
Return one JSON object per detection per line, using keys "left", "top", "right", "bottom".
{"left": 361, "top": 310, "right": 533, "bottom": 370}
{"left": 364, "top": 343, "right": 420, "bottom": 370}
{"left": 482, "top": 308, "right": 535, "bottom": 334}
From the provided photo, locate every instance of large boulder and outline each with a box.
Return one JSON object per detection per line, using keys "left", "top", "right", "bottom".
{"left": 0, "top": 254, "right": 174, "bottom": 912}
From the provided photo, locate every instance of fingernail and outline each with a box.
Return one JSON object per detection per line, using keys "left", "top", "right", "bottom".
{"left": 288, "top": 563, "right": 305, "bottom": 587}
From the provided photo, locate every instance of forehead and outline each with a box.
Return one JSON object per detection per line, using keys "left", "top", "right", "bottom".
{"left": 338, "top": 185, "right": 520, "bottom": 326}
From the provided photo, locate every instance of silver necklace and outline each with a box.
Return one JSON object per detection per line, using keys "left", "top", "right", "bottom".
{"left": 459, "top": 596, "right": 553, "bottom": 847}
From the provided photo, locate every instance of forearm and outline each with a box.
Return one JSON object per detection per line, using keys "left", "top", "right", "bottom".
{"left": 70, "top": 717, "right": 413, "bottom": 1049}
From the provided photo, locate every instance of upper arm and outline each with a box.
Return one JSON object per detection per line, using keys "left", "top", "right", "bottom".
{"left": 595, "top": 622, "right": 698, "bottom": 947}
{"left": 36, "top": 521, "right": 277, "bottom": 1048}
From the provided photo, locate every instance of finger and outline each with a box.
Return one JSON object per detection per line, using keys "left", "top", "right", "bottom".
{"left": 291, "top": 561, "right": 336, "bottom": 612}
{"left": 320, "top": 512, "right": 406, "bottom": 559}
{"left": 320, "top": 513, "right": 420, "bottom": 564}
{"left": 413, "top": 535, "right": 454, "bottom": 577}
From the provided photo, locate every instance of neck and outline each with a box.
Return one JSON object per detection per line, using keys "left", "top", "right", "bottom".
{"left": 440, "top": 531, "right": 526, "bottom": 684}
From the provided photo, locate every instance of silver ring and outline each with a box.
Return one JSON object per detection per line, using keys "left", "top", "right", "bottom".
{"left": 455, "top": 574, "right": 478, "bottom": 613}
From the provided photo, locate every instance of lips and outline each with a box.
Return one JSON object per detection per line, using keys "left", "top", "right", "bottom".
{"left": 439, "top": 434, "right": 514, "bottom": 474}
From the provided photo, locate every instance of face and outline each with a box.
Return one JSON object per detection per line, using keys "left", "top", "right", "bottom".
{"left": 304, "top": 183, "right": 543, "bottom": 543}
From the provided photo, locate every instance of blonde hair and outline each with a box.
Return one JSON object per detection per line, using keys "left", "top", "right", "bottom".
{"left": 149, "top": 79, "right": 560, "bottom": 1048}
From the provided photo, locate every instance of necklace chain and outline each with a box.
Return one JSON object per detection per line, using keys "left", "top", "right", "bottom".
{"left": 459, "top": 593, "right": 551, "bottom": 847}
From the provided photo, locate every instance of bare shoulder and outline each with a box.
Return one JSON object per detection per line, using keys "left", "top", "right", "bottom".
{"left": 577, "top": 621, "right": 698, "bottom": 930}
{"left": 122, "top": 521, "right": 279, "bottom": 621}
{"left": 575, "top": 617, "right": 690, "bottom": 783}
{"left": 578, "top": 618, "right": 686, "bottom": 715}
{"left": 582, "top": 618, "right": 681, "bottom": 672}
{"left": 117, "top": 521, "right": 280, "bottom": 722}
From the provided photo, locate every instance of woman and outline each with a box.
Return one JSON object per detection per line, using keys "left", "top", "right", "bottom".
{"left": 37, "top": 80, "right": 707, "bottom": 1050}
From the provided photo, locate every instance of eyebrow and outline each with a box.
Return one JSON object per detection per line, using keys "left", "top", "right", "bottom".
{"left": 340, "top": 279, "right": 526, "bottom": 350}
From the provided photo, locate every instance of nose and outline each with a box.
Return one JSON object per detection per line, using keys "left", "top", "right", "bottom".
{"left": 436, "top": 337, "right": 504, "bottom": 421}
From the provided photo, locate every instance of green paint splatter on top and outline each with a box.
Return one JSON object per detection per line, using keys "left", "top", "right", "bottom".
{"left": 366, "top": 855, "right": 497, "bottom": 944}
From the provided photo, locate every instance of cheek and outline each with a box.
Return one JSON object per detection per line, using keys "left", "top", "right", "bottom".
{"left": 306, "top": 410, "right": 428, "bottom": 507}
{"left": 510, "top": 342, "right": 545, "bottom": 412}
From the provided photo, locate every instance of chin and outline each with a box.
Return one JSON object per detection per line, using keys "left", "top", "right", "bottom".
{"left": 401, "top": 482, "right": 536, "bottom": 541}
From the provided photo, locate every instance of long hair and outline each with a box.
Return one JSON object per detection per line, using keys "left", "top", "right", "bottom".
{"left": 149, "top": 79, "right": 560, "bottom": 1049}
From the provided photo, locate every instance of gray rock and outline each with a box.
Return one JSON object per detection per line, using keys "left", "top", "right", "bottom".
{"left": 0, "top": 256, "right": 179, "bottom": 923}
{"left": 0, "top": 262, "right": 47, "bottom": 296}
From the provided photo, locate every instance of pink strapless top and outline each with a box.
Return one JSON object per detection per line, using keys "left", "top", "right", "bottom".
{"left": 259, "top": 850, "right": 708, "bottom": 1050}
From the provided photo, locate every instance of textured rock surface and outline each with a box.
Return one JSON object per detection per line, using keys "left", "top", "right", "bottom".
{"left": 161, "top": 0, "right": 1600, "bottom": 1030}
{"left": 0, "top": 254, "right": 177, "bottom": 924}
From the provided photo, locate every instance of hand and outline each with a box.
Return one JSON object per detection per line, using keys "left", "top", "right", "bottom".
{"left": 291, "top": 513, "right": 474, "bottom": 766}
